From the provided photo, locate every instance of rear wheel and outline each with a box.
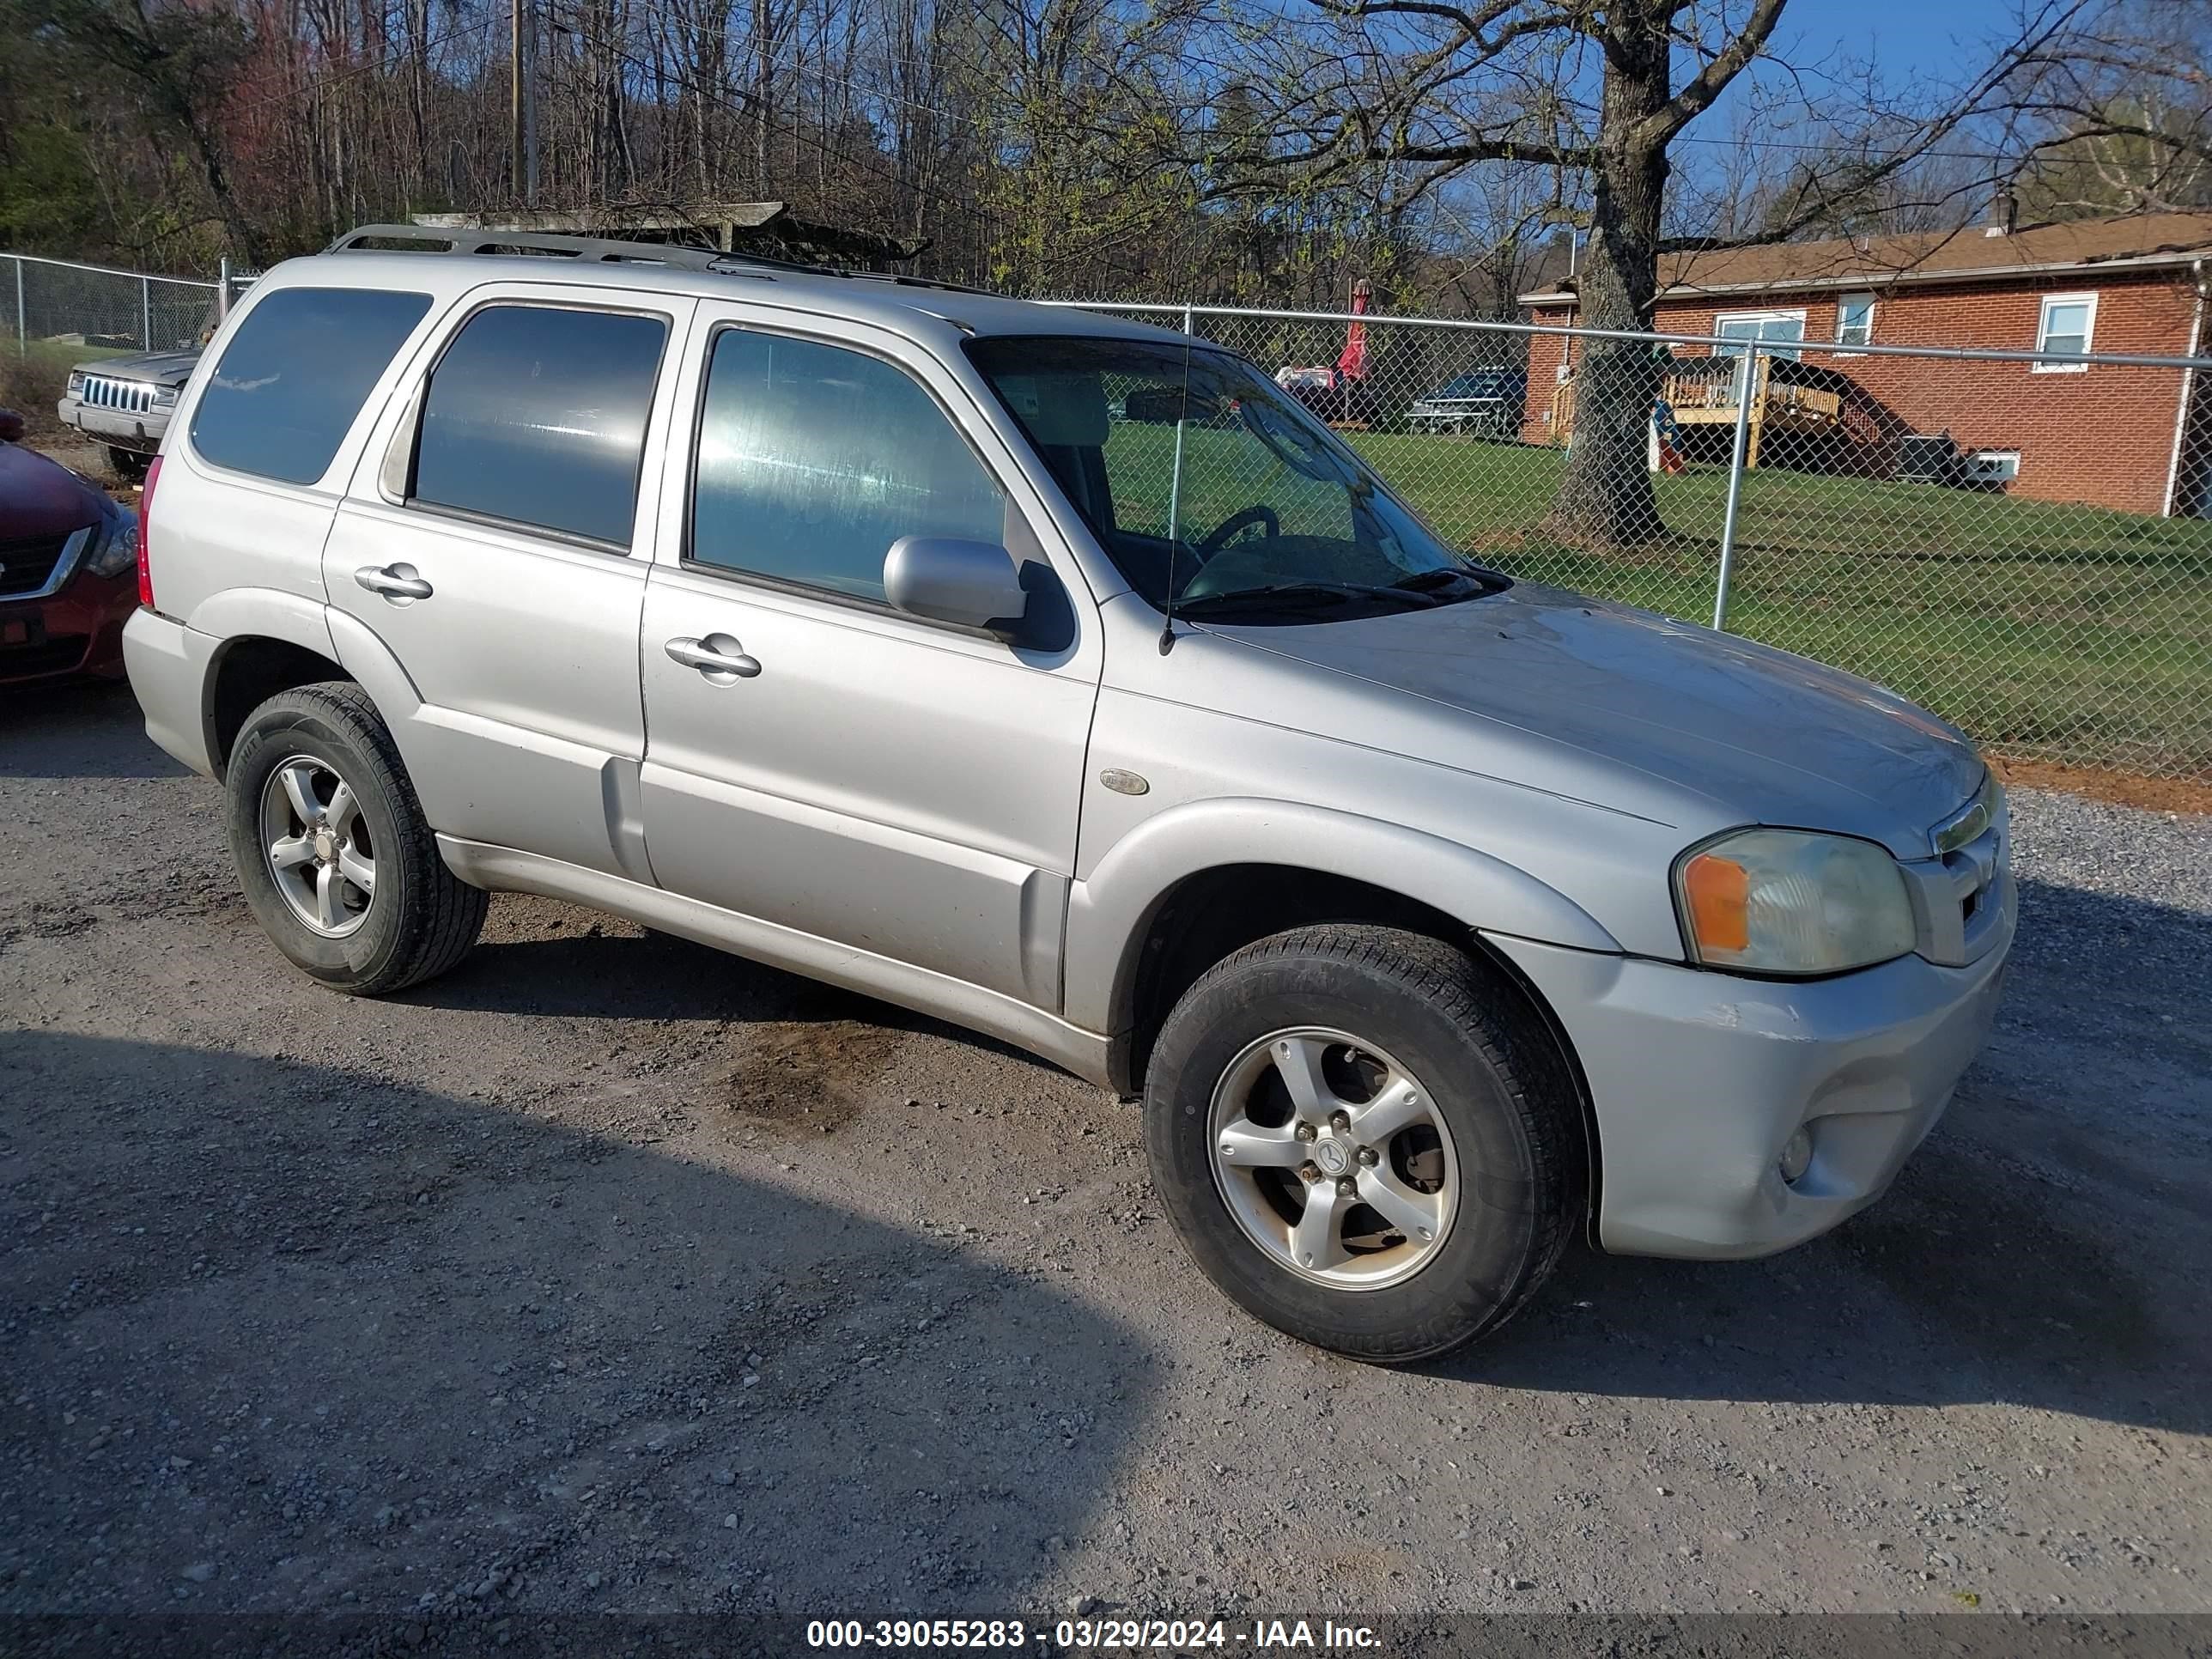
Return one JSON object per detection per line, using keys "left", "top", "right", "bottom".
{"left": 1145, "top": 924, "right": 1581, "bottom": 1362}
{"left": 224, "top": 682, "right": 485, "bottom": 994}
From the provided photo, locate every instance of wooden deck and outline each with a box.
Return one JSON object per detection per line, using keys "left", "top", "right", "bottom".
{"left": 1550, "top": 353, "right": 1844, "bottom": 467}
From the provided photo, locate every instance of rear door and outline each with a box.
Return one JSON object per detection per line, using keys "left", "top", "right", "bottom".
{"left": 325, "top": 285, "right": 691, "bottom": 878}
{"left": 635, "top": 311, "right": 1101, "bottom": 1008}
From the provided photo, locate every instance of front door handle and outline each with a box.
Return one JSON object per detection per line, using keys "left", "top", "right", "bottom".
{"left": 665, "top": 633, "right": 762, "bottom": 682}
{"left": 355, "top": 563, "right": 433, "bottom": 602}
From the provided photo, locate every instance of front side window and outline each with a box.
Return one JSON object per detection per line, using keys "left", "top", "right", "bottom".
{"left": 412, "top": 303, "right": 668, "bottom": 544}
{"left": 2036, "top": 294, "right": 2096, "bottom": 369}
{"left": 191, "top": 286, "right": 431, "bottom": 484}
{"left": 967, "top": 335, "right": 1498, "bottom": 622}
{"left": 690, "top": 328, "right": 1006, "bottom": 601}
{"left": 1835, "top": 294, "right": 1875, "bottom": 349}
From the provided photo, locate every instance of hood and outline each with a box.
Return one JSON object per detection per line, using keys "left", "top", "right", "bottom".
{"left": 1213, "top": 580, "right": 1984, "bottom": 860}
{"left": 0, "top": 441, "right": 106, "bottom": 542}
{"left": 75, "top": 348, "right": 201, "bottom": 387}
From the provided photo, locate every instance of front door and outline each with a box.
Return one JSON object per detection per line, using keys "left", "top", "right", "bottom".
{"left": 325, "top": 287, "right": 690, "bottom": 878}
{"left": 637, "top": 316, "right": 1098, "bottom": 1008}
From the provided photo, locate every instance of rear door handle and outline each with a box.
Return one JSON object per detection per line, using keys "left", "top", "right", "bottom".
{"left": 665, "top": 633, "right": 762, "bottom": 682}
{"left": 355, "top": 563, "right": 433, "bottom": 602}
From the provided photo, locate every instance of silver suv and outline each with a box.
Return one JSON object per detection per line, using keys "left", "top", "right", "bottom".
{"left": 123, "top": 226, "right": 2014, "bottom": 1361}
{"left": 59, "top": 349, "right": 201, "bottom": 482}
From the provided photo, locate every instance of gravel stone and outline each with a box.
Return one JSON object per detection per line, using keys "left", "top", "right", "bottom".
{"left": 0, "top": 695, "right": 2204, "bottom": 1620}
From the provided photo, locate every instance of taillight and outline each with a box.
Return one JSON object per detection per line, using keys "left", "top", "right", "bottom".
{"left": 137, "top": 454, "right": 161, "bottom": 610}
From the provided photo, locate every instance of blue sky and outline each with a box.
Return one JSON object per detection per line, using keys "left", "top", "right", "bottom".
{"left": 1762, "top": 0, "right": 2025, "bottom": 96}
{"left": 1675, "top": 0, "right": 2034, "bottom": 198}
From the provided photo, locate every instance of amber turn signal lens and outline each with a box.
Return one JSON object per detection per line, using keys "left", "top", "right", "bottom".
{"left": 1681, "top": 851, "right": 1751, "bottom": 954}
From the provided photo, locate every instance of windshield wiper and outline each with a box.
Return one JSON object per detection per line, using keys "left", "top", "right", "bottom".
{"left": 1176, "top": 580, "right": 1437, "bottom": 618}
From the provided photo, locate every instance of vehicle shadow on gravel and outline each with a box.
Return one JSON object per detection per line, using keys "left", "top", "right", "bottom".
{"left": 0, "top": 678, "right": 184, "bottom": 781}
{"left": 0, "top": 1030, "right": 1161, "bottom": 1614}
{"left": 397, "top": 927, "right": 1057, "bottom": 1089}
{"left": 1455, "top": 878, "right": 2211, "bottom": 1438}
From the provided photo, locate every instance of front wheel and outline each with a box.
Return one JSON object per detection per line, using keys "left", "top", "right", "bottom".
{"left": 107, "top": 447, "right": 149, "bottom": 483}
{"left": 1145, "top": 924, "right": 1582, "bottom": 1363}
{"left": 224, "top": 682, "right": 486, "bottom": 994}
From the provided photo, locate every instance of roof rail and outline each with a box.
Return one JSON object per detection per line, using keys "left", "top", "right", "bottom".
{"left": 324, "top": 222, "right": 994, "bottom": 297}
{"left": 324, "top": 223, "right": 796, "bottom": 277}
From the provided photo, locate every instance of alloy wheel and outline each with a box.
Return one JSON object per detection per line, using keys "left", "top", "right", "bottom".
{"left": 259, "top": 754, "right": 376, "bottom": 938}
{"left": 1206, "top": 1026, "right": 1460, "bottom": 1290}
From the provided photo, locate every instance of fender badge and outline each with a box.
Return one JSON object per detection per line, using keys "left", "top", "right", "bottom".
{"left": 1098, "top": 769, "right": 1150, "bottom": 796}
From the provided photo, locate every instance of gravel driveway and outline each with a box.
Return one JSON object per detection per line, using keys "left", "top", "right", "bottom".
{"left": 2, "top": 682, "right": 2207, "bottom": 1640}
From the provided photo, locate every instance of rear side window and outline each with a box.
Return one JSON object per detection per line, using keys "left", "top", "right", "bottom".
{"left": 191, "top": 287, "right": 431, "bottom": 484}
{"left": 690, "top": 328, "right": 1006, "bottom": 600}
{"left": 411, "top": 304, "right": 668, "bottom": 546}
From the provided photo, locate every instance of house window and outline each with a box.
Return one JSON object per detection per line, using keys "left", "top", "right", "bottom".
{"left": 1835, "top": 293, "right": 1875, "bottom": 350}
{"left": 1715, "top": 310, "right": 1807, "bottom": 361}
{"left": 2034, "top": 293, "right": 2097, "bottom": 370}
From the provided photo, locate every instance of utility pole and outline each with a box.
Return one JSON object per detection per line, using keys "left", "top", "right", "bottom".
{"left": 510, "top": 0, "right": 537, "bottom": 205}
{"left": 522, "top": 2, "right": 538, "bottom": 206}
{"left": 510, "top": 0, "right": 523, "bottom": 204}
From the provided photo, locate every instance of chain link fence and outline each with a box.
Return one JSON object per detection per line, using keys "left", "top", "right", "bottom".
{"left": 3, "top": 252, "right": 240, "bottom": 360}
{"left": 1047, "top": 301, "right": 2212, "bottom": 783}
{"left": 3, "top": 249, "right": 2207, "bottom": 781}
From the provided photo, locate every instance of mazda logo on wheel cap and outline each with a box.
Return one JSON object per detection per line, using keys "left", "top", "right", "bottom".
{"left": 1315, "top": 1139, "right": 1350, "bottom": 1176}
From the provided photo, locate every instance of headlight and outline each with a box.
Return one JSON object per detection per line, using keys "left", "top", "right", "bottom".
{"left": 1674, "top": 828, "right": 1915, "bottom": 976}
{"left": 81, "top": 509, "right": 140, "bottom": 578}
{"left": 151, "top": 385, "right": 179, "bottom": 408}
{"left": 68, "top": 371, "right": 87, "bottom": 396}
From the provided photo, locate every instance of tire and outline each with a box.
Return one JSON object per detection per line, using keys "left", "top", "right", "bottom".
{"left": 107, "top": 447, "right": 149, "bottom": 483}
{"left": 1144, "top": 924, "right": 1581, "bottom": 1363}
{"left": 224, "top": 681, "right": 486, "bottom": 995}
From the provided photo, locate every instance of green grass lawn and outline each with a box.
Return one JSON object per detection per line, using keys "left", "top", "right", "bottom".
{"left": 1106, "top": 422, "right": 2212, "bottom": 776}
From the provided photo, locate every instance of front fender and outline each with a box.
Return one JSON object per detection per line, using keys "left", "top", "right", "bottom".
{"left": 1061, "top": 796, "right": 1621, "bottom": 1036}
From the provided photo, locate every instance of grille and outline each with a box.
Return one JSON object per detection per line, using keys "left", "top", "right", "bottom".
{"left": 0, "top": 534, "right": 72, "bottom": 598}
{"left": 1914, "top": 778, "right": 2008, "bottom": 964}
{"left": 78, "top": 375, "right": 158, "bottom": 414}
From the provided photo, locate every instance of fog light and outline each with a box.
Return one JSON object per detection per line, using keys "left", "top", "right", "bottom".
{"left": 1779, "top": 1127, "right": 1814, "bottom": 1184}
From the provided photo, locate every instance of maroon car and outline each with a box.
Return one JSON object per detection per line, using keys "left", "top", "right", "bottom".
{"left": 0, "top": 410, "right": 141, "bottom": 685}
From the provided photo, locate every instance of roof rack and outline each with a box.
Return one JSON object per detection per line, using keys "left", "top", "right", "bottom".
{"left": 325, "top": 223, "right": 993, "bottom": 296}
{"left": 325, "top": 223, "right": 805, "bottom": 276}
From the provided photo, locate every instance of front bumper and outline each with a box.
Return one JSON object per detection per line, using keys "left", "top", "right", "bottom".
{"left": 1, "top": 570, "right": 137, "bottom": 684}
{"left": 57, "top": 397, "right": 170, "bottom": 453}
{"left": 1485, "top": 876, "right": 2014, "bottom": 1260}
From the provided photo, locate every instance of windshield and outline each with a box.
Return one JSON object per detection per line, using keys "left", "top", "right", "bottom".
{"left": 966, "top": 335, "right": 1503, "bottom": 622}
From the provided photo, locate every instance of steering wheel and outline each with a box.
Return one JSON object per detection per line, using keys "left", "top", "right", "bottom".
{"left": 1194, "top": 504, "right": 1280, "bottom": 559}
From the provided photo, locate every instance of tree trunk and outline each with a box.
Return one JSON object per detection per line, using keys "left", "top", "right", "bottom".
{"left": 1548, "top": 26, "right": 1672, "bottom": 550}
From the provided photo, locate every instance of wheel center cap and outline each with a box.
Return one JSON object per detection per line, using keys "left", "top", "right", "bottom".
{"left": 1314, "top": 1139, "right": 1351, "bottom": 1176}
{"left": 313, "top": 829, "right": 337, "bottom": 863}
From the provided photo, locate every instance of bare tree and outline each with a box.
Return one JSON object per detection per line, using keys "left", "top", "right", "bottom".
{"left": 2000, "top": 1, "right": 2212, "bottom": 216}
{"left": 1196, "top": 0, "right": 1784, "bottom": 546}
{"left": 1202, "top": 0, "right": 2092, "bottom": 547}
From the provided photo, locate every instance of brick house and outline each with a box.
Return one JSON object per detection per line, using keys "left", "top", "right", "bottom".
{"left": 1518, "top": 207, "right": 2212, "bottom": 516}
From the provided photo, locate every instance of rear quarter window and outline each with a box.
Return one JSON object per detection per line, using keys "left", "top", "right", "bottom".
{"left": 190, "top": 287, "right": 432, "bottom": 484}
{"left": 408, "top": 304, "right": 668, "bottom": 546}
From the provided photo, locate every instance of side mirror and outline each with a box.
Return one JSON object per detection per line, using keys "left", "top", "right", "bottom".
{"left": 884, "top": 536, "right": 1028, "bottom": 631}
